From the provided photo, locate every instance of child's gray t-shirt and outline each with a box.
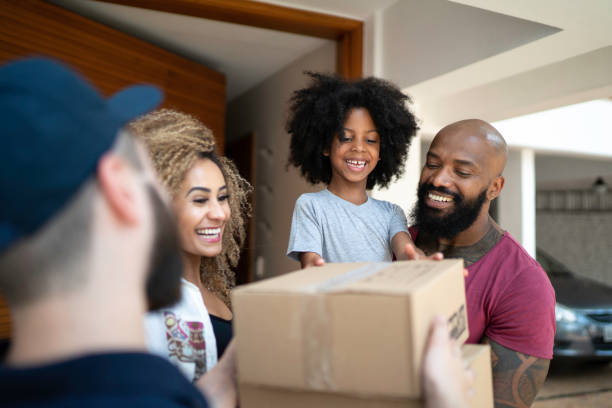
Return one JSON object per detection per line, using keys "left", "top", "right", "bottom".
{"left": 287, "top": 189, "right": 409, "bottom": 263}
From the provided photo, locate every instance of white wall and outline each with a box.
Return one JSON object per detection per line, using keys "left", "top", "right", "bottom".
{"left": 372, "top": 136, "right": 422, "bottom": 217}
{"left": 226, "top": 42, "right": 336, "bottom": 279}
{"left": 536, "top": 154, "right": 612, "bottom": 189}
{"left": 497, "top": 149, "right": 536, "bottom": 256}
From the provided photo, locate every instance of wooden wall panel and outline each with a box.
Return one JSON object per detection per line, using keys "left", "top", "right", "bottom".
{"left": 0, "top": 0, "right": 226, "bottom": 147}
{"left": 0, "top": 0, "right": 227, "bottom": 340}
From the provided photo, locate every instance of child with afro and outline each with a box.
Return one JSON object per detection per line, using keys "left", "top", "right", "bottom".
{"left": 286, "top": 72, "right": 440, "bottom": 268}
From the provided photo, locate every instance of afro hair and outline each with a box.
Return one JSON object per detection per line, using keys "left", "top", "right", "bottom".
{"left": 286, "top": 72, "right": 419, "bottom": 190}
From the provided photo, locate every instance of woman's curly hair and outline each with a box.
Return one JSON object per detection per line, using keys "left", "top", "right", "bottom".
{"left": 287, "top": 72, "right": 419, "bottom": 189}
{"left": 127, "top": 109, "right": 251, "bottom": 307}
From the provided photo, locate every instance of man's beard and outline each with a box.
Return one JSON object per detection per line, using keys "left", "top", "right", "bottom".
{"left": 411, "top": 183, "right": 488, "bottom": 240}
{"left": 145, "top": 186, "right": 184, "bottom": 311}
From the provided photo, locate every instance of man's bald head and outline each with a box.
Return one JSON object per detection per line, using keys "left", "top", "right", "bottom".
{"left": 434, "top": 119, "right": 507, "bottom": 177}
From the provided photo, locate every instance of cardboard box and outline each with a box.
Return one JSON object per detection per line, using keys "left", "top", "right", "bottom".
{"left": 462, "top": 344, "right": 494, "bottom": 408}
{"left": 233, "top": 260, "right": 468, "bottom": 399}
{"left": 239, "top": 344, "right": 493, "bottom": 408}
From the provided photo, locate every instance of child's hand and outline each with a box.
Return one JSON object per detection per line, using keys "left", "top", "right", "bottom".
{"left": 403, "top": 242, "right": 444, "bottom": 261}
{"left": 299, "top": 252, "right": 325, "bottom": 269}
{"left": 403, "top": 243, "right": 468, "bottom": 277}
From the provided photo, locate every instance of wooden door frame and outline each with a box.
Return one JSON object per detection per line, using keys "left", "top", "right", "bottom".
{"left": 95, "top": 0, "right": 363, "bottom": 79}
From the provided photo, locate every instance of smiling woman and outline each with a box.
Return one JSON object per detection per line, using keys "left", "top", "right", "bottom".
{"left": 127, "top": 109, "right": 251, "bottom": 381}
{"left": 175, "top": 157, "right": 231, "bottom": 259}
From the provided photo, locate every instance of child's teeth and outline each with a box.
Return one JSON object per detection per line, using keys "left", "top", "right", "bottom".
{"left": 346, "top": 160, "right": 365, "bottom": 167}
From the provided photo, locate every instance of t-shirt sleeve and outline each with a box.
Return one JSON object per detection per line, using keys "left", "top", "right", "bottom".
{"left": 388, "top": 203, "right": 409, "bottom": 243}
{"left": 287, "top": 195, "right": 323, "bottom": 262}
{"left": 143, "top": 311, "right": 168, "bottom": 358}
{"left": 485, "top": 262, "right": 556, "bottom": 359}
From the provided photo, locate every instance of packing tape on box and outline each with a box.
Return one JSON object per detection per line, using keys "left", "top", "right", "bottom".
{"left": 305, "top": 262, "right": 391, "bottom": 293}
{"left": 302, "top": 262, "right": 390, "bottom": 390}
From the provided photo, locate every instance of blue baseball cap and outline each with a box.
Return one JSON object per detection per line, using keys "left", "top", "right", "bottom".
{"left": 0, "top": 57, "right": 163, "bottom": 252}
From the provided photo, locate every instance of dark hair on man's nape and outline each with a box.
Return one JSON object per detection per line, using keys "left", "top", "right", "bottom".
{"left": 286, "top": 72, "right": 419, "bottom": 189}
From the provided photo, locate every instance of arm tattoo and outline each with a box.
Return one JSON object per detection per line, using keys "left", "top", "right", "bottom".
{"left": 485, "top": 337, "right": 550, "bottom": 408}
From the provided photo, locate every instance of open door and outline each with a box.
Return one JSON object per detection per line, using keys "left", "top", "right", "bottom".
{"left": 225, "top": 133, "right": 256, "bottom": 285}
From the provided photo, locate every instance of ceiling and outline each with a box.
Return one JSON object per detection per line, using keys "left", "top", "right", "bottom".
{"left": 49, "top": 0, "right": 612, "bottom": 118}
{"left": 49, "top": 0, "right": 397, "bottom": 101}
{"left": 251, "top": 0, "right": 398, "bottom": 20}
{"left": 49, "top": 0, "right": 321, "bottom": 101}
{"left": 408, "top": 0, "right": 612, "bottom": 132}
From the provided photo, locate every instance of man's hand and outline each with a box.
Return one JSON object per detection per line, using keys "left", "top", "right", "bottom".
{"left": 422, "top": 316, "right": 474, "bottom": 408}
{"left": 196, "top": 339, "right": 238, "bottom": 408}
{"left": 299, "top": 251, "right": 325, "bottom": 269}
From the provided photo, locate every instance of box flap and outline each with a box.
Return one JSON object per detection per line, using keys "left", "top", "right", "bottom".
{"left": 340, "top": 260, "right": 463, "bottom": 294}
{"left": 462, "top": 344, "right": 494, "bottom": 408}
{"left": 234, "top": 260, "right": 463, "bottom": 296}
{"left": 233, "top": 262, "right": 369, "bottom": 294}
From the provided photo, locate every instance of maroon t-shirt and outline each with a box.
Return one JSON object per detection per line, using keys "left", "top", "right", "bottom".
{"left": 410, "top": 228, "right": 556, "bottom": 359}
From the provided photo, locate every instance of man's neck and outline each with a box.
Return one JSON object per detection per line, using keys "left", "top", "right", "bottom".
{"left": 438, "top": 223, "right": 503, "bottom": 267}
{"left": 7, "top": 288, "right": 147, "bottom": 367}
{"left": 439, "top": 213, "right": 494, "bottom": 247}
{"left": 416, "top": 215, "right": 504, "bottom": 267}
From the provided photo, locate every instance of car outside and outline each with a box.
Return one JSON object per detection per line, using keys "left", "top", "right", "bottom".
{"left": 537, "top": 248, "right": 612, "bottom": 360}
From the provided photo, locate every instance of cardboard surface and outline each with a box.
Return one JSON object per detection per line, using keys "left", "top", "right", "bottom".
{"left": 239, "top": 385, "right": 420, "bottom": 408}
{"left": 462, "top": 344, "right": 494, "bottom": 408}
{"left": 239, "top": 344, "right": 493, "bottom": 408}
{"left": 233, "top": 260, "right": 468, "bottom": 398}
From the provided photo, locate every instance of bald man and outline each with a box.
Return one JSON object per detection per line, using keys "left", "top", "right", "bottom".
{"left": 409, "top": 119, "right": 555, "bottom": 408}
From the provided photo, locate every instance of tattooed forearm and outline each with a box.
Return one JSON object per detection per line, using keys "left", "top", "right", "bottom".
{"left": 485, "top": 337, "right": 550, "bottom": 408}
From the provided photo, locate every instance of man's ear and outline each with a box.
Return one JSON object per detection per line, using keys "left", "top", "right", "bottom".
{"left": 97, "top": 153, "right": 141, "bottom": 225}
{"left": 487, "top": 175, "right": 505, "bottom": 200}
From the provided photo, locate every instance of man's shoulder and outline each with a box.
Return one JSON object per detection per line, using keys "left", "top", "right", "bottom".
{"left": 480, "top": 232, "right": 552, "bottom": 290}
{"left": 0, "top": 352, "right": 207, "bottom": 407}
{"left": 487, "top": 232, "right": 542, "bottom": 270}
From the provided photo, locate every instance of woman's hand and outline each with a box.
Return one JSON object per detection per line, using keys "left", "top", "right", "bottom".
{"left": 197, "top": 339, "right": 238, "bottom": 408}
{"left": 422, "top": 316, "right": 474, "bottom": 408}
